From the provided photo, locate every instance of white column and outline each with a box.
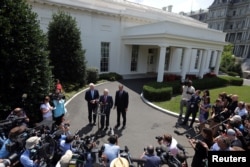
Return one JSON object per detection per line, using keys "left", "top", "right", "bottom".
{"left": 181, "top": 47, "right": 192, "bottom": 82}
{"left": 205, "top": 49, "right": 212, "bottom": 70}
{"left": 214, "top": 50, "right": 222, "bottom": 75}
{"left": 198, "top": 50, "right": 207, "bottom": 78}
{"left": 157, "top": 45, "right": 167, "bottom": 82}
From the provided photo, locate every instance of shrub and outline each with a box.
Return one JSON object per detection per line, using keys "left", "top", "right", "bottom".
{"left": 99, "top": 72, "right": 122, "bottom": 81}
{"left": 227, "top": 71, "right": 238, "bottom": 77}
{"left": 143, "top": 82, "right": 173, "bottom": 101}
{"left": 164, "top": 74, "right": 181, "bottom": 82}
{"left": 203, "top": 72, "right": 217, "bottom": 78}
{"left": 86, "top": 68, "right": 99, "bottom": 83}
{"left": 219, "top": 75, "right": 243, "bottom": 86}
{"left": 143, "top": 76, "right": 243, "bottom": 102}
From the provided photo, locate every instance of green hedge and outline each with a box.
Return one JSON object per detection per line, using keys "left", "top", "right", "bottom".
{"left": 143, "top": 82, "right": 172, "bottom": 101}
{"left": 99, "top": 72, "right": 123, "bottom": 81}
{"left": 86, "top": 68, "right": 99, "bottom": 83}
{"left": 143, "top": 76, "right": 243, "bottom": 102}
{"left": 218, "top": 75, "right": 243, "bottom": 86}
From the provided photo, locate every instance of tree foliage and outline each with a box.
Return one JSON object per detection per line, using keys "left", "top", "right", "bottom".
{"left": 220, "top": 44, "right": 242, "bottom": 77}
{"left": 48, "top": 11, "right": 87, "bottom": 87}
{"left": 0, "top": 0, "right": 53, "bottom": 121}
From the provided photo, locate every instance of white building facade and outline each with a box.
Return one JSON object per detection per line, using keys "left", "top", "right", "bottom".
{"left": 27, "top": 0, "right": 227, "bottom": 82}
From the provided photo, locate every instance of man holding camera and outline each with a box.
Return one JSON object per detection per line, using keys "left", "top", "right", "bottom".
{"left": 6, "top": 108, "right": 30, "bottom": 128}
{"left": 140, "top": 145, "right": 161, "bottom": 167}
{"left": 100, "top": 135, "right": 120, "bottom": 167}
{"left": 157, "top": 134, "right": 179, "bottom": 157}
{"left": 179, "top": 80, "right": 195, "bottom": 121}
{"left": 20, "top": 136, "right": 41, "bottom": 167}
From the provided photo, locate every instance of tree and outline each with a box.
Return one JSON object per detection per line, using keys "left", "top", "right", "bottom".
{"left": 48, "top": 11, "right": 87, "bottom": 87}
{"left": 220, "top": 44, "right": 242, "bottom": 77}
{"left": 0, "top": 0, "right": 53, "bottom": 122}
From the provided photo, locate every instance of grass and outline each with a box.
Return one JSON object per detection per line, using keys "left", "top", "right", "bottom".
{"left": 153, "top": 85, "right": 250, "bottom": 113}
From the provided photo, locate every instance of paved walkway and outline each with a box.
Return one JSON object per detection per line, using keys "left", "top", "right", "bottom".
{"left": 65, "top": 79, "right": 195, "bottom": 165}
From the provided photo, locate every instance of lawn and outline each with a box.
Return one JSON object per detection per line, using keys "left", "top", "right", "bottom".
{"left": 153, "top": 85, "right": 250, "bottom": 114}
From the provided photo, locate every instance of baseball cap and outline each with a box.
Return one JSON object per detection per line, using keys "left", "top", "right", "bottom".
{"left": 110, "top": 157, "right": 129, "bottom": 167}
{"left": 226, "top": 129, "right": 236, "bottom": 136}
{"left": 25, "top": 136, "right": 40, "bottom": 149}
{"left": 229, "top": 115, "right": 242, "bottom": 123}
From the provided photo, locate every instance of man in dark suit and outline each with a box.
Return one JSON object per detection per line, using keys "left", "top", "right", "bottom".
{"left": 85, "top": 83, "right": 99, "bottom": 125}
{"left": 99, "top": 88, "right": 113, "bottom": 130}
{"left": 113, "top": 84, "right": 129, "bottom": 129}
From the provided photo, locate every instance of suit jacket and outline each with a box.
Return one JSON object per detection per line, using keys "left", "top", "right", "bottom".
{"left": 114, "top": 90, "right": 129, "bottom": 109}
{"left": 85, "top": 89, "right": 99, "bottom": 106}
{"left": 99, "top": 95, "right": 113, "bottom": 110}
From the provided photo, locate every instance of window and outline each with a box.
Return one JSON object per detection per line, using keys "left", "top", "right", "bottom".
{"left": 100, "top": 42, "right": 110, "bottom": 72}
{"left": 236, "top": 33, "right": 242, "bottom": 40}
{"left": 209, "top": 51, "right": 214, "bottom": 68}
{"left": 165, "top": 47, "right": 170, "bottom": 70}
{"left": 130, "top": 45, "right": 139, "bottom": 71}
{"left": 180, "top": 49, "right": 184, "bottom": 70}
{"left": 233, "top": 11, "right": 236, "bottom": 16}
{"left": 194, "top": 50, "right": 201, "bottom": 69}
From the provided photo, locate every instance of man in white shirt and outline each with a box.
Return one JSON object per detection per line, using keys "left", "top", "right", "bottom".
{"left": 157, "top": 133, "right": 179, "bottom": 157}
{"left": 179, "top": 80, "right": 195, "bottom": 121}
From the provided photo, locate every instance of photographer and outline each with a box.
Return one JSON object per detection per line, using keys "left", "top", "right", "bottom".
{"left": 0, "top": 126, "right": 26, "bottom": 159}
{"left": 188, "top": 128, "right": 214, "bottom": 167}
{"left": 157, "top": 133, "right": 179, "bottom": 157}
{"left": 59, "top": 134, "right": 76, "bottom": 155}
{"left": 100, "top": 135, "right": 120, "bottom": 167}
{"left": 140, "top": 145, "right": 161, "bottom": 167}
{"left": 52, "top": 90, "right": 66, "bottom": 126}
{"left": 20, "top": 136, "right": 41, "bottom": 167}
{"left": 6, "top": 108, "right": 29, "bottom": 128}
{"left": 55, "top": 150, "right": 73, "bottom": 167}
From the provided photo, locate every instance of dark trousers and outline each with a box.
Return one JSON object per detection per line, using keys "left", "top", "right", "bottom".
{"left": 88, "top": 105, "right": 97, "bottom": 123}
{"left": 116, "top": 108, "right": 126, "bottom": 126}
{"left": 183, "top": 106, "right": 198, "bottom": 127}
{"left": 100, "top": 109, "right": 110, "bottom": 128}
{"left": 54, "top": 114, "right": 64, "bottom": 126}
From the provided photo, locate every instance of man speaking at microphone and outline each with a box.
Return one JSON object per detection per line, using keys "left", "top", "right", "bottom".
{"left": 99, "top": 89, "right": 113, "bottom": 131}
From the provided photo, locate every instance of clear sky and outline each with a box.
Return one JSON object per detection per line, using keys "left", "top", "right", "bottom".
{"left": 126, "top": 0, "right": 214, "bottom": 13}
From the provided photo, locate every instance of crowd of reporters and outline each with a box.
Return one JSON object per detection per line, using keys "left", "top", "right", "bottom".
{"left": 178, "top": 79, "right": 250, "bottom": 167}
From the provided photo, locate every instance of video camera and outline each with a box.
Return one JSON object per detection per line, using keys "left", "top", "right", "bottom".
{"left": 0, "top": 153, "right": 19, "bottom": 167}
{"left": 155, "top": 146, "right": 182, "bottom": 167}
{"left": 155, "top": 136, "right": 163, "bottom": 142}
{"left": 0, "top": 116, "right": 26, "bottom": 134}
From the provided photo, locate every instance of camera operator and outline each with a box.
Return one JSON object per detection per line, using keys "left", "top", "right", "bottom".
{"left": 59, "top": 134, "right": 76, "bottom": 155}
{"left": 188, "top": 128, "right": 214, "bottom": 167}
{"left": 6, "top": 108, "right": 29, "bottom": 128}
{"left": 100, "top": 135, "right": 120, "bottom": 167}
{"left": 0, "top": 126, "right": 26, "bottom": 159}
{"left": 140, "top": 145, "right": 161, "bottom": 167}
{"left": 20, "top": 136, "right": 41, "bottom": 167}
{"left": 157, "top": 133, "right": 179, "bottom": 157}
{"left": 55, "top": 150, "right": 73, "bottom": 167}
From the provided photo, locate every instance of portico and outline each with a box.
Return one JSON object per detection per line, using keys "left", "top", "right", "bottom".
{"left": 122, "top": 20, "right": 226, "bottom": 82}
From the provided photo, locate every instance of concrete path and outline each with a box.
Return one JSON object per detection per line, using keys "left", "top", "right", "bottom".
{"left": 65, "top": 79, "right": 195, "bottom": 165}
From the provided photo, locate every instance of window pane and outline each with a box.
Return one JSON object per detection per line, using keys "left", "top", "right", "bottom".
{"left": 100, "top": 42, "right": 109, "bottom": 72}
{"left": 130, "top": 45, "right": 139, "bottom": 71}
